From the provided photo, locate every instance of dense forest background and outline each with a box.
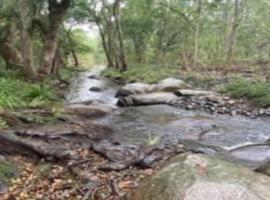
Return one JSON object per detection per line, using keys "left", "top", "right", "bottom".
{"left": 1, "top": 0, "right": 270, "bottom": 74}
{"left": 1, "top": 0, "right": 270, "bottom": 111}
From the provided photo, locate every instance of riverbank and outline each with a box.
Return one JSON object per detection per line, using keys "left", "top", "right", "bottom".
{"left": 1, "top": 66, "right": 270, "bottom": 200}
{"left": 103, "top": 65, "right": 270, "bottom": 111}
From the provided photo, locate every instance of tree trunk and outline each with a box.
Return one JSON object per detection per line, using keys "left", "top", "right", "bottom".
{"left": 18, "top": 0, "right": 36, "bottom": 77}
{"left": 97, "top": 23, "right": 114, "bottom": 67}
{"left": 226, "top": 0, "right": 240, "bottom": 64}
{"left": 193, "top": 0, "right": 202, "bottom": 67}
{"left": 39, "top": 0, "right": 71, "bottom": 77}
{"left": 66, "top": 29, "right": 79, "bottom": 67}
{"left": 71, "top": 50, "right": 79, "bottom": 67}
{"left": 113, "top": 0, "right": 128, "bottom": 71}
{"left": 0, "top": 24, "right": 23, "bottom": 69}
{"left": 51, "top": 47, "right": 64, "bottom": 75}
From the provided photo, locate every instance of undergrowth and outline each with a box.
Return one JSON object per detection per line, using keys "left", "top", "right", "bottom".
{"left": 223, "top": 77, "right": 270, "bottom": 107}
{"left": 103, "top": 64, "right": 179, "bottom": 83}
{"left": 0, "top": 78, "right": 57, "bottom": 109}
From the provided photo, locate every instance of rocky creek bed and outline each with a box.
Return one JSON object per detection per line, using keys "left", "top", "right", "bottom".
{"left": 1, "top": 66, "right": 270, "bottom": 199}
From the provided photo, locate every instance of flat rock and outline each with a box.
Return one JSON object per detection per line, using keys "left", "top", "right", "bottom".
{"left": 117, "top": 92, "right": 182, "bottom": 107}
{"left": 0, "top": 122, "right": 112, "bottom": 160}
{"left": 131, "top": 154, "right": 270, "bottom": 200}
{"left": 229, "top": 144, "right": 270, "bottom": 168}
{"left": 64, "top": 104, "right": 114, "bottom": 118}
{"left": 92, "top": 140, "right": 145, "bottom": 170}
{"left": 174, "top": 89, "right": 215, "bottom": 96}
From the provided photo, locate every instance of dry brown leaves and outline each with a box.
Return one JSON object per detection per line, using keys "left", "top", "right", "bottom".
{"left": 0, "top": 150, "right": 157, "bottom": 200}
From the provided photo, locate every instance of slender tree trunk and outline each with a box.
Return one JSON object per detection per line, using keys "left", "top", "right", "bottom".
{"left": 113, "top": 0, "right": 127, "bottom": 71}
{"left": 97, "top": 23, "right": 114, "bottom": 67}
{"left": 223, "top": 0, "right": 230, "bottom": 58}
{"left": 39, "top": 0, "right": 71, "bottom": 76}
{"left": 71, "top": 50, "right": 79, "bottom": 67}
{"left": 66, "top": 29, "right": 79, "bottom": 67}
{"left": 226, "top": 0, "right": 240, "bottom": 64}
{"left": 193, "top": 0, "right": 202, "bottom": 67}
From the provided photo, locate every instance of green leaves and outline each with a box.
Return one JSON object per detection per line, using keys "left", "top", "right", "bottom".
{"left": 223, "top": 77, "right": 270, "bottom": 107}
{"left": 0, "top": 78, "right": 56, "bottom": 109}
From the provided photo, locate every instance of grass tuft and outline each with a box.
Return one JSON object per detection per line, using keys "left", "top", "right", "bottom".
{"left": 222, "top": 77, "right": 270, "bottom": 107}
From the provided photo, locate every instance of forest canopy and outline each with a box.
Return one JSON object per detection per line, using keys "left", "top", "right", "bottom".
{"left": 0, "top": 0, "right": 270, "bottom": 78}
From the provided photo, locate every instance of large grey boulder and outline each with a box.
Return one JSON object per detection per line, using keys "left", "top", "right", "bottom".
{"left": 116, "top": 78, "right": 185, "bottom": 97}
{"left": 156, "top": 78, "right": 185, "bottom": 92}
{"left": 131, "top": 154, "right": 270, "bottom": 200}
{"left": 117, "top": 92, "right": 182, "bottom": 107}
{"left": 116, "top": 83, "right": 154, "bottom": 97}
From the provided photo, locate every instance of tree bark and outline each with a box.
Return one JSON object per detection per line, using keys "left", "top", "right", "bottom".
{"left": 193, "top": 0, "right": 202, "bottom": 67}
{"left": 226, "top": 0, "right": 240, "bottom": 64}
{"left": 96, "top": 20, "right": 114, "bottom": 67}
{"left": 66, "top": 28, "right": 80, "bottom": 67}
{"left": 39, "top": 0, "right": 71, "bottom": 76}
{"left": 51, "top": 47, "right": 64, "bottom": 75}
{"left": 18, "top": 0, "right": 36, "bottom": 77}
{"left": 0, "top": 24, "right": 23, "bottom": 69}
{"left": 113, "top": 0, "right": 128, "bottom": 71}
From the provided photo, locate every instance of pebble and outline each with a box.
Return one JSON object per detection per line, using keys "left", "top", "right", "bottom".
{"left": 172, "top": 94, "right": 270, "bottom": 119}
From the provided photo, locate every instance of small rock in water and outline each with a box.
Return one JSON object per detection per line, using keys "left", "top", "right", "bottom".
{"left": 89, "top": 86, "right": 102, "bottom": 92}
{"left": 88, "top": 75, "right": 98, "bottom": 79}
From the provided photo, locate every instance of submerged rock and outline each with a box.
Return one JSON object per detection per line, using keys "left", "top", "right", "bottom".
{"left": 131, "top": 154, "right": 270, "bottom": 200}
{"left": 229, "top": 144, "right": 270, "bottom": 168}
{"left": 89, "top": 86, "right": 103, "bottom": 92}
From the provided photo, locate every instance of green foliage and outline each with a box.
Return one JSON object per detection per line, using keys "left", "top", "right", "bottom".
{"left": 0, "top": 78, "right": 57, "bottom": 109}
{"left": 223, "top": 77, "right": 270, "bottom": 107}
{"left": 59, "top": 67, "right": 74, "bottom": 81}
{"left": 103, "top": 64, "right": 179, "bottom": 84}
{"left": 184, "top": 73, "right": 215, "bottom": 89}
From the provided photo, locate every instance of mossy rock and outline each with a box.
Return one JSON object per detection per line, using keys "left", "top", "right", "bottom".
{"left": 131, "top": 154, "right": 270, "bottom": 200}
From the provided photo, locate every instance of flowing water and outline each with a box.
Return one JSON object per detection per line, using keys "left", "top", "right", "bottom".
{"left": 67, "top": 66, "right": 270, "bottom": 168}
